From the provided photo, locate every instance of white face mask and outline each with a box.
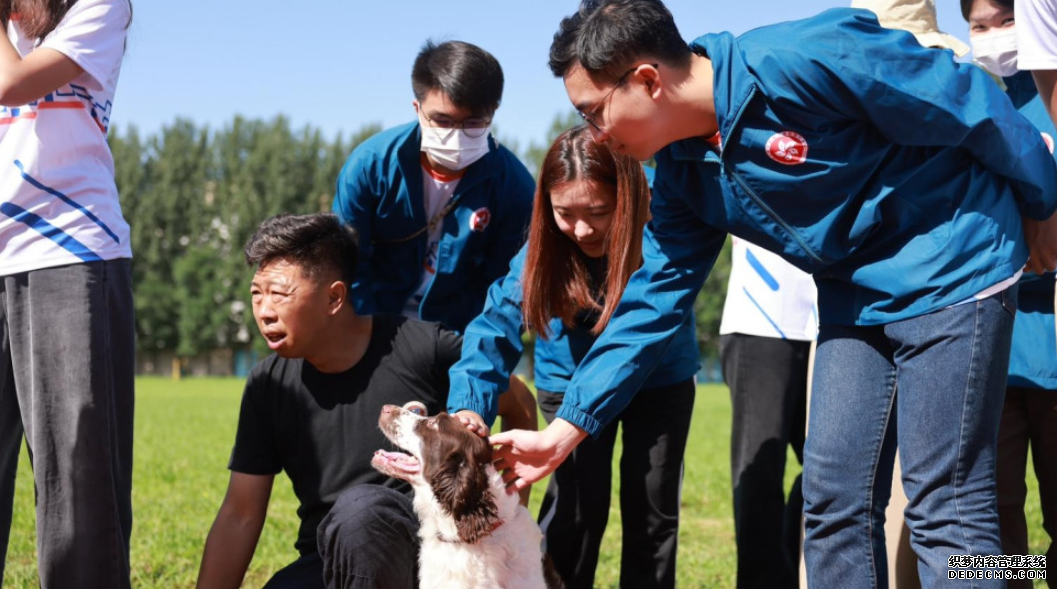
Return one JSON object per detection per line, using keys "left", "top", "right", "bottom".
{"left": 972, "top": 27, "right": 1019, "bottom": 79}
{"left": 419, "top": 119, "right": 492, "bottom": 171}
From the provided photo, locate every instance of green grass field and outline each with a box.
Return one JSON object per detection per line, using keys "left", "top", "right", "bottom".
{"left": 2, "top": 378, "right": 1048, "bottom": 588}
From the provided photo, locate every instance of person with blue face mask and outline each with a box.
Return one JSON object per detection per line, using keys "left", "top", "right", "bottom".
{"left": 964, "top": 2, "right": 1057, "bottom": 585}
{"left": 331, "top": 40, "right": 535, "bottom": 334}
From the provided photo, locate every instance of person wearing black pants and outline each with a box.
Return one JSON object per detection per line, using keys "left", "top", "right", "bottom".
{"left": 256, "top": 486, "right": 420, "bottom": 589}
{"left": 0, "top": 1, "right": 136, "bottom": 587}
{"left": 446, "top": 127, "right": 702, "bottom": 589}
{"left": 0, "top": 259, "right": 136, "bottom": 589}
{"left": 316, "top": 486, "right": 420, "bottom": 589}
{"left": 721, "top": 333, "right": 810, "bottom": 589}
{"left": 719, "top": 237, "right": 817, "bottom": 589}
{"left": 537, "top": 380, "right": 695, "bottom": 589}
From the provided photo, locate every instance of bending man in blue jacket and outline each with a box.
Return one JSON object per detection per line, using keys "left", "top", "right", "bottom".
{"left": 332, "top": 40, "right": 535, "bottom": 333}
{"left": 486, "top": 2, "right": 1057, "bottom": 588}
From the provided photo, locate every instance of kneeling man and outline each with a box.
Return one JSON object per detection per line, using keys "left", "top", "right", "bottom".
{"left": 195, "top": 213, "right": 535, "bottom": 589}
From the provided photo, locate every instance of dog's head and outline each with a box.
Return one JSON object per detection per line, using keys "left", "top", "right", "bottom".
{"left": 372, "top": 403, "right": 502, "bottom": 543}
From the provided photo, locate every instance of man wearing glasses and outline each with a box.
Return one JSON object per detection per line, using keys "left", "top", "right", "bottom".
{"left": 332, "top": 40, "right": 534, "bottom": 334}
{"left": 486, "top": 1, "right": 1057, "bottom": 589}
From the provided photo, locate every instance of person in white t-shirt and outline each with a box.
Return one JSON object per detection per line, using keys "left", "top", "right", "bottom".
{"left": 719, "top": 236, "right": 817, "bottom": 589}
{"left": 1017, "top": 0, "right": 1057, "bottom": 122}
{"left": 0, "top": 1, "right": 134, "bottom": 588}
{"left": 1014, "top": 0, "right": 1057, "bottom": 273}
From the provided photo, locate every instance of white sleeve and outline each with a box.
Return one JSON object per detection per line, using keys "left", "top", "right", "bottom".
{"left": 38, "top": 0, "right": 129, "bottom": 90}
{"left": 1016, "top": 0, "right": 1057, "bottom": 69}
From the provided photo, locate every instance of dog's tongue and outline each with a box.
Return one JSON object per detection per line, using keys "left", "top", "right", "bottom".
{"left": 371, "top": 449, "right": 420, "bottom": 474}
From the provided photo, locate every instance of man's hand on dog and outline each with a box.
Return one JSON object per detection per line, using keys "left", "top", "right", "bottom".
{"left": 455, "top": 410, "right": 489, "bottom": 437}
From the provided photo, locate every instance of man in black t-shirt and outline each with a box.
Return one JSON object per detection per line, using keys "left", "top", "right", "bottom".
{"left": 195, "top": 213, "right": 536, "bottom": 589}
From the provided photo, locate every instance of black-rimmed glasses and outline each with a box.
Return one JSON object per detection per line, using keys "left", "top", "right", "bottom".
{"left": 579, "top": 63, "right": 658, "bottom": 133}
{"left": 422, "top": 113, "right": 492, "bottom": 138}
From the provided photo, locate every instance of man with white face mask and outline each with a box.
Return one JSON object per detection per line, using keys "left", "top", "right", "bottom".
{"left": 971, "top": 9, "right": 1018, "bottom": 78}
{"left": 965, "top": 1, "right": 1057, "bottom": 585}
{"left": 332, "top": 40, "right": 534, "bottom": 333}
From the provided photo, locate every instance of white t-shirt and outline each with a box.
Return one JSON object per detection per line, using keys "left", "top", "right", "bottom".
{"left": 402, "top": 161, "right": 462, "bottom": 319}
{"left": 0, "top": 0, "right": 132, "bottom": 276}
{"left": 1016, "top": 0, "right": 1057, "bottom": 69}
{"left": 719, "top": 237, "right": 818, "bottom": 341}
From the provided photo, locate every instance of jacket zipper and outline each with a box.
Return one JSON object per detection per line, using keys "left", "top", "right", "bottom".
{"left": 715, "top": 86, "right": 825, "bottom": 265}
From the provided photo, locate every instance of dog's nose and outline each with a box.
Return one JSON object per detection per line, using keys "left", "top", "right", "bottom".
{"left": 381, "top": 404, "right": 398, "bottom": 416}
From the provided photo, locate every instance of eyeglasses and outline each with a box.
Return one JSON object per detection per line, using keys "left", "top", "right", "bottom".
{"left": 579, "top": 63, "right": 658, "bottom": 133}
{"left": 421, "top": 113, "right": 492, "bottom": 138}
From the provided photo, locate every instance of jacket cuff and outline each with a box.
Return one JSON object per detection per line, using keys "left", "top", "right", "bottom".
{"left": 555, "top": 404, "right": 604, "bottom": 439}
{"left": 446, "top": 382, "right": 502, "bottom": 427}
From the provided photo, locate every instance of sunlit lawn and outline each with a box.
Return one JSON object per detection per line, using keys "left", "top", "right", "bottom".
{"left": 2, "top": 378, "right": 1048, "bottom": 588}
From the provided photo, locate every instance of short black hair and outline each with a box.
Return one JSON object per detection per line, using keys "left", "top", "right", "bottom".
{"left": 960, "top": 0, "right": 1011, "bottom": 21}
{"left": 550, "top": 0, "right": 692, "bottom": 82}
{"left": 411, "top": 40, "right": 504, "bottom": 118}
{"left": 244, "top": 213, "right": 358, "bottom": 287}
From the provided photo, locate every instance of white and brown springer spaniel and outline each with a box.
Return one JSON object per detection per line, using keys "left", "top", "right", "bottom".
{"left": 372, "top": 403, "right": 563, "bottom": 589}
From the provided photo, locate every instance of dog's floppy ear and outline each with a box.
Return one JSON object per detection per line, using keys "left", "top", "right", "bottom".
{"left": 428, "top": 442, "right": 501, "bottom": 544}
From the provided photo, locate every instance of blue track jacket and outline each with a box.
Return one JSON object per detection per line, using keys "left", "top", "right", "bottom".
{"left": 554, "top": 9, "right": 1057, "bottom": 437}
{"left": 332, "top": 122, "right": 535, "bottom": 333}
{"left": 1003, "top": 72, "right": 1057, "bottom": 391}
{"left": 446, "top": 245, "right": 699, "bottom": 426}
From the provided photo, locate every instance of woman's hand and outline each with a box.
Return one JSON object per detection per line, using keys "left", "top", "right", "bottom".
{"left": 489, "top": 419, "right": 588, "bottom": 491}
{"left": 454, "top": 410, "right": 489, "bottom": 438}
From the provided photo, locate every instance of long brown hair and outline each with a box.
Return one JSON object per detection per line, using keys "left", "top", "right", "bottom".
{"left": 2, "top": 0, "right": 131, "bottom": 41}
{"left": 522, "top": 125, "right": 651, "bottom": 339}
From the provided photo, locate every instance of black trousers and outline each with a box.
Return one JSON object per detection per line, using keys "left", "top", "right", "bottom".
{"left": 537, "top": 378, "right": 695, "bottom": 589}
{"left": 0, "top": 260, "right": 135, "bottom": 589}
{"left": 996, "top": 386, "right": 1057, "bottom": 589}
{"left": 720, "top": 333, "right": 810, "bottom": 589}
{"left": 265, "top": 485, "right": 420, "bottom": 589}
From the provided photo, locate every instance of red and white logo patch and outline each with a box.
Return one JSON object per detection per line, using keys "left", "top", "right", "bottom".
{"left": 765, "top": 131, "right": 809, "bottom": 166}
{"left": 469, "top": 207, "right": 491, "bottom": 232}
{"left": 1043, "top": 132, "right": 1054, "bottom": 154}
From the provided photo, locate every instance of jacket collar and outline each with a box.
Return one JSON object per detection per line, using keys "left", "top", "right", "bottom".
{"left": 664, "top": 32, "right": 757, "bottom": 164}
{"left": 689, "top": 32, "right": 759, "bottom": 147}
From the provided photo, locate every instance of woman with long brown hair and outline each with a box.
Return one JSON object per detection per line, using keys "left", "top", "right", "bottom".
{"left": 0, "top": 1, "right": 134, "bottom": 587}
{"left": 447, "top": 125, "right": 698, "bottom": 589}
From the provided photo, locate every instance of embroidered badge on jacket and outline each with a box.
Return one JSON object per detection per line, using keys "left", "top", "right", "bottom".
{"left": 765, "top": 131, "right": 808, "bottom": 166}
{"left": 469, "top": 207, "right": 491, "bottom": 232}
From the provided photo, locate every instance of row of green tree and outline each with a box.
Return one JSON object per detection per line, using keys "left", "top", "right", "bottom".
{"left": 109, "top": 113, "right": 730, "bottom": 370}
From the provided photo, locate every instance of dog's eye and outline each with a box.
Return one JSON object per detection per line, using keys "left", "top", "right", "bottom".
{"left": 403, "top": 401, "right": 427, "bottom": 416}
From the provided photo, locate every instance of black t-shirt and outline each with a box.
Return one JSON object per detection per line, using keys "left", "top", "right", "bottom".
{"left": 229, "top": 314, "right": 461, "bottom": 555}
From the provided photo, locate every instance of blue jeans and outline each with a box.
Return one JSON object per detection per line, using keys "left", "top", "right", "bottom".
{"left": 803, "top": 287, "right": 1016, "bottom": 589}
